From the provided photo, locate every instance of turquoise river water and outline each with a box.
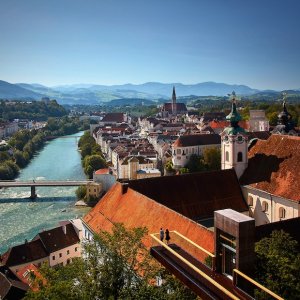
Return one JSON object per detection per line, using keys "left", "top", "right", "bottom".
{"left": 0, "top": 132, "right": 90, "bottom": 253}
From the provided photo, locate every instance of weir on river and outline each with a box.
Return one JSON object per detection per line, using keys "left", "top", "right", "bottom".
{"left": 0, "top": 132, "right": 90, "bottom": 253}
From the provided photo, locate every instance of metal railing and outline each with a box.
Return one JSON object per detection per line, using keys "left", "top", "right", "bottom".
{"left": 233, "top": 269, "right": 284, "bottom": 300}
{"left": 151, "top": 230, "right": 285, "bottom": 300}
{"left": 150, "top": 232, "right": 240, "bottom": 300}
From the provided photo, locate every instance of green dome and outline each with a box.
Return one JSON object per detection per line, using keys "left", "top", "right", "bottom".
{"left": 226, "top": 102, "right": 242, "bottom": 123}
{"left": 223, "top": 125, "right": 245, "bottom": 135}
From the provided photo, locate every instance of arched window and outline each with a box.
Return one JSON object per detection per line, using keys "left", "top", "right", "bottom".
{"left": 279, "top": 207, "right": 286, "bottom": 219}
{"left": 237, "top": 152, "right": 243, "bottom": 162}
{"left": 225, "top": 151, "right": 229, "bottom": 162}
{"left": 248, "top": 195, "right": 253, "bottom": 206}
{"left": 262, "top": 201, "right": 268, "bottom": 212}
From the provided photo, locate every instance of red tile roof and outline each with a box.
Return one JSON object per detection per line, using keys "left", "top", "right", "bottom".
{"left": 101, "top": 113, "right": 124, "bottom": 123}
{"left": 240, "top": 134, "right": 300, "bottom": 202}
{"left": 83, "top": 183, "right": 215, "bottom": 253}
{"left": 15, "top": 264, "right": 44, "bottom": 291}
{"left": 95, "top": 168, "right": 110, "bottom": 175}
{"left": 162, "top": 103, "right": 188, "bottom": 113}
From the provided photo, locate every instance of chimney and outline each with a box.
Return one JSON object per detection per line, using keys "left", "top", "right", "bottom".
{"left": 121, "top": 183, "right": 129, "bottom": 194}
{"left": 62, "top": 225, "right": 67, "bottom": 235}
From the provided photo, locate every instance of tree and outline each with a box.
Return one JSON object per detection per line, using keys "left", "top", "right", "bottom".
{"left": 203, "top": 147, "right": 221, "bottom": 171}
{"left": 84, "top": 155, "right": 107, "bottom": 178}
{"left": 25, "top": 224, "right": 197, "bottom": 300}
{"left": 185, "top": 154, "right": 206, "bottom": 173}
{"left": 255, "top": 230, "right": 300, "bottom": 299}
{"left": 75, "top": 185, "right": 87, "bottom": 200}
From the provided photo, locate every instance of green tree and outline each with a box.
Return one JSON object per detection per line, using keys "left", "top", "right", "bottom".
{"left": 255, "top": 230, "right": 300, "bottom": 299}
{"left": 25, "top": 224, "right": 197, "bottom": 300}
{"left": 84, "top": 155, "right": 107, "bottom": 178}
{"left": 75, "top": 185, "right": 87, "bottom": 200}
{"left": 185, "top": 154, "right": 206, "bottom": 173}
{"left": 203, "top": 147, "right": 221, "bottom": 171}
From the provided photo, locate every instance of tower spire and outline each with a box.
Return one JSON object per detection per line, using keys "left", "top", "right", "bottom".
{"left": 172, "top": 86, "right": 177, "bottom": 115}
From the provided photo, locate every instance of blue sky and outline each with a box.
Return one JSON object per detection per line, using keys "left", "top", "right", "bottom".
{"left": 0, "top": 0, "right": 299, "bottom": 89}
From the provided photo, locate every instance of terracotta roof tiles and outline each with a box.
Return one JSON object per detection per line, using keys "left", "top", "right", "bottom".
{"left": 240, "top": 134, "right": 300, "bottom": 202}
{"left": 83, "top": 183, "right": 214, "bottom": 253}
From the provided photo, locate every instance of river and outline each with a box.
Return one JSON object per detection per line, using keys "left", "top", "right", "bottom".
{"left": 0, "top": 132, "right": 90, "bottom": 253}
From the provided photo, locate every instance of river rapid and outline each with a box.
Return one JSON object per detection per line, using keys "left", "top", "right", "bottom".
{"left": 0, "top": 132, "right": 90, "bottom": 253}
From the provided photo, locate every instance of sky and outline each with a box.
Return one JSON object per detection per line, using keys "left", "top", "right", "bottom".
{"left": 0, "top": 0, "right": 299, "bottom": 90}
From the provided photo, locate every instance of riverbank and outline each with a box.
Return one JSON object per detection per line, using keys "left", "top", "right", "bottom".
{"left": 0, "top": 116, "right": 89, "bottom": 180}
{"left": 0, "top": 131, "right": 89, "bottom": 253}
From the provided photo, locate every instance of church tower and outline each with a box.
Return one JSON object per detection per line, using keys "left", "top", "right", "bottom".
{"left": 272, "top": 94, "right": 297, "bottom": 135}
{"left": 220, "top": 92, "right": 248, "bottom": 178}
{"left": 172, "top": 86, "right": 177, "bottom": 116}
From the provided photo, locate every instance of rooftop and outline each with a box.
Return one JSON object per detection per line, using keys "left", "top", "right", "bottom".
{"left": 36, "top": 223, "right": 79, "bottom": 253}
{"left": 173, "top": 134, "right": 221, "bottom": 147}
{"left": 240, "top": 134, "right": 300, "bottom": 202}
{"left": 127, "top": 169, "right": 248, "bottom": 220}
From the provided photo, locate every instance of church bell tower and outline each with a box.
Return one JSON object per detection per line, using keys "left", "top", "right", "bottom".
{"left": 220, "top": 92, "right": 248, "bottom": 178}
{"left": 172, "top": 86, "right": 177, "bottom": 116}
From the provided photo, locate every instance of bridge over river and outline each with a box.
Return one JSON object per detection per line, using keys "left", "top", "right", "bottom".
{"left": 0, "top": 180, "right": 93, "bottom": 199}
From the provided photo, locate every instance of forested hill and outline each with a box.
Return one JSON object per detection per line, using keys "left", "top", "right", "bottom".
{"left": 0, "top": 100, "right": 67, "bottom": 121}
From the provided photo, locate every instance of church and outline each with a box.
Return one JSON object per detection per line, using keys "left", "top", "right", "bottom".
{"left": 220, "top": 92, "right": 300, "bottom": 226}
{"left": 160, "top": 86, "right": 187, "bottom": 117}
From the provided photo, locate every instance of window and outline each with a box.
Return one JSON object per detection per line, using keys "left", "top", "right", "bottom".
{"left": 52, "top": 255, "right": 55, "bottom": 260}
{"left": 67, "top": 250, "right": 70, "bottom": 255}
{"left": 248, "top": 196, "right": 253, "bottom": 206}
{"left": 225, "top": 151, "right": 229, "bottom": 162}
{"left": 75, "top": 247, "right": 78, "bottom": 252}
{"left": 237, "top": 152, "right": 243, "bottom": 162}
{"left": 279, "top": 207, "right": 286, "bottom": 219}
{"left": 177, "top": 149, "right": 181, "bottom": 155}
{"left": 59, "top": 253, "right": 62, "bottom": 258}
{"left": 94, "top": 189, "right": 96, "bottom": 192}
{"left": 262, "top": 201, "right": 268, "bottom": 212}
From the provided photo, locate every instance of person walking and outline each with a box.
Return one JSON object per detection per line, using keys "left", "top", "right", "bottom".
{"left": 159, "top": 228, "right": 164, "bottom": 242}
{"left": 165, "top": 229, "right": 170, "bottom": 244}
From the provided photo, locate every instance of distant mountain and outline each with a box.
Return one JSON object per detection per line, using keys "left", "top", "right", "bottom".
{"left": 0, "top": 80, "right": 44, "bottom": 99}
{"left": 105, "top": 98, "right": 156, "bottom": 106}
{"left": 1, "top": 79, "right": 299, "bottom": 105}
{"left": 52, "top": 81, "right": 259, "bottom": 97}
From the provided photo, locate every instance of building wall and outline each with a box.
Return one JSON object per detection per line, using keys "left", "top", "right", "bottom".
{"left": 221, "top": 135, "right": 248, "bottom": 178}
{"left": 86, "top": 183, "right": 102, "bottom": 198}
{"left": 136, "top": 172, "right": 161, "bottom": 179}
{"left": 242, "top": 186, "right": 299, "bottom": 226}
{"left": 93, "top": 174, "right": 116, "bottom": 192}
{"left": 172, "top": 144, "right": 220, "bottom": 168}
{"left": 49, "top": 243, "right": 81, "bottom": 267}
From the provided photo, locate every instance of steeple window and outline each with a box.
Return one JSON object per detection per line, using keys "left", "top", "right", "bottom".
{"left": 225, "top": 151, "right": 229, "bottom": 162}
{"left": 237, "top": 152, "right": 243, "bottom": 162}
